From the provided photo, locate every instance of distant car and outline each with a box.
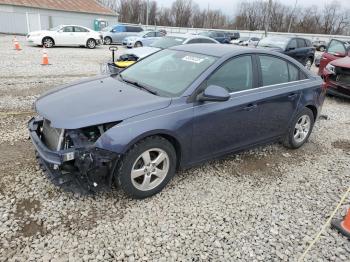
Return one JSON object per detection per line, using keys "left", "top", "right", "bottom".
{"left": 112, "top": 34, "right": 219, "bottom": 70}
{"left": 122, "top": 31, "right": 164, "bottom": 48}
{"left": 29, "top": 44, "right": 325, "bottom": 199}
{"left": 312, "top": 40, "right": 328, "bottom": 52}
{"left": 226, "top": 31, "right": 240, "bottom": 40}
{"left": 257, "top": 36, "right": 315, "bottom": 69}
{"left": 318, "top": 39, "right": 350, "bottom": 75}
{"left": 231, "top": 37, "right": 260, "bottom": 46}
{"left": 198, "top": 31, "right": 231, "bottom": 43}
{"left": 26, "top": 25, "right": 102, "bottom": 49}
{"left": 321, "top": 56, "right": 350, "bottom": 99}
{"left": 102, "top": 24, "right": 143, "bottom": 45}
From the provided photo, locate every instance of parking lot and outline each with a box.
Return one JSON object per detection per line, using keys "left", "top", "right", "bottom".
{"left": 0, "top": 34, "right": 350, "bottom": 261}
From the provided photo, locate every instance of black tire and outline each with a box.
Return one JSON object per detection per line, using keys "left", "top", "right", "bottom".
{"left": 42, "top": 37, "right": 54, "bottom": 48}
{"left": 104, "top": 37, "right": 112, "bottom": 45}
{"left": 283, "top": 107, "right": 315, "bottom": 149}
{"left": 304, "top": 57, "right": 313, "bottom": 70}
{"left": 319, "top": 46, "right": 325, "bottom": 52}
{"left": 134, "top": 41, "right": 143, "bottom": 48}
{"left": 116, "top": 136, "right": 177, "bottom": 199}
{"left": 86, "top": 38, "right": 96, "bottom": 49}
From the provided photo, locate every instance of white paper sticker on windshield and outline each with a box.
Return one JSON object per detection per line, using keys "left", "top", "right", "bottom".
{"left": 182, "top": 56, "right": 205, "bottom": 63}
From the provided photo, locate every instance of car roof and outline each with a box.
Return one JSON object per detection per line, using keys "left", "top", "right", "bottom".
{"left": 166, "top": 33, "right": 210, "bottom": 40}
{"left": 170, "top": 44, "right": 256, "bottom": 57}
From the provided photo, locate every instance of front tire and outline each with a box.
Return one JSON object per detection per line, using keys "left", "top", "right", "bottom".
{"left": 104, "top": 37, "right": 112, "bottom": 45}
{"left": 319, "top": 46, "right": 325, "bottom": 52}
{"left": 116, "top": 136, "right": 176, "bottom": 199}
{"left": 283, "top": 108, "right": 315, "bottom": 149}
{"left": 304, "top": 57, "right": 313, "bottom": 70}
{"left": 134, "top": 41, "right": 143, "bottom": 48}
{"left": 42, "top": 37, "right": 54, "bottom": 48}
{"left": 86, "top": 38, "right": 96, "bottom": 49}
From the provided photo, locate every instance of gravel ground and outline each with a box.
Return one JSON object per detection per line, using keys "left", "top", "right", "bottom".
{"left": 0, "top": 35, "right": 350, "bottom": 261}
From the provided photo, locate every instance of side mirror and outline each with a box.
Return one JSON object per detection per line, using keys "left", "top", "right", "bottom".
{"left": 111, "top": 29, "right": 116, "bottom": 33}
{"left": 58, "top": 29, "right": 63, "bottom": 33}
{"left": 197, "top": 85, "right": 230, "bottom": 102}
{"left": 287, "top": 47, "right": 295, "bottom": 51}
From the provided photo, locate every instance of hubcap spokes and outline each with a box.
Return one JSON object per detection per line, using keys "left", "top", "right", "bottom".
{"left": 131, "top": 148, "right": 169, "bottom": 191}
{"left": 294, "top": 115, "right": 311, "bottom": 143}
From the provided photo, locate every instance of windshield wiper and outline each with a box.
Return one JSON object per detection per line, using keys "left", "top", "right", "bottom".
{"left": 118, "top": 74, "right": 158, "bottom": 95}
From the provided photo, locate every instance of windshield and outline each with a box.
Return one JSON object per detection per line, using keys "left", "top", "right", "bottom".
{"left": 150, "top": 36, "right": 186, "bottom": 49}
{"left": 119, "top": 49, "right": 217, "bottom": 97}
{"left": 258, "top": 37, "right": 289, "bottom": 49}
{"left": 50, "top": 26, "right": 61, "bottom": 31}
{"left": 199, "top": 32, "right": 210, "bottom": 36}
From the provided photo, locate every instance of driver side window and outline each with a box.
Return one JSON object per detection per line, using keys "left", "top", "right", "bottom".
{"left": 63, "top": 26, "right": 73, "bottom": 32}
{"left": 287, "top": 39, "right": 297, "bottom": 49}
{"left": 207, "top": 56, "right": 253, "bottom": 93}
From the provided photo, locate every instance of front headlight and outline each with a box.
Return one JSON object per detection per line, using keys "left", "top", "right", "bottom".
{"left": 325, "top": 63, "right": 335, "bottom": 74}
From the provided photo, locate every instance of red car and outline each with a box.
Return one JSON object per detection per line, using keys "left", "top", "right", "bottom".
{"left": 319, "top": 39, "right": 350, "bottom": 98}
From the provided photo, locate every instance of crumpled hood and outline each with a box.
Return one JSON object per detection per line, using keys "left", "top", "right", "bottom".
{"left": 35, "top": 75, "right": 171, "bottom": 129}
{"left": 330, "top": 56, "right": 350, "bottom": 68}
{"left": 119, "top": 46, "right": 161, "bottom": 59}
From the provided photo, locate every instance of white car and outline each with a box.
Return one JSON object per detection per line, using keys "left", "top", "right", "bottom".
{"left": 26, "top": 25, "right": 103, "bottom": 49}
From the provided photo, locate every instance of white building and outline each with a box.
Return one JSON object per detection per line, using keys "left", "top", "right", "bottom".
{"left": 0, "top": 0, "right": 118, "bottom": 34}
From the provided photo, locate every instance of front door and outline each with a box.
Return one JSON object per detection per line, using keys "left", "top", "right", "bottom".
{"left": 56, "top": 26, "right": 75, "bottom": 45}
{"left": 191, "top": 55, "right": 261, "bottom": 162}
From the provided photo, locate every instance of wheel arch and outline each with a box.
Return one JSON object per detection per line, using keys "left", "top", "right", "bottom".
{"left": 122, "top": 131, "right": 183, "bottom": 170}
{"left": 42, "top": 36, "right": 55, "bottom": 45}
{"left": 305, "top": 104, "right": 318, "bottom": 120}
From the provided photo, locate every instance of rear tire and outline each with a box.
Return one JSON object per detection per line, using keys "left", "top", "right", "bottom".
{"left": 86, "top": 38, "right": 96, "bottom": 49}
{"left": 283, "top": 108, "right": 315, "bottom": 149}
{"left": 116, "top": 136, "right": 176, "bottom": 199}
{"left": 104, "top": 37, "right": 112, "bottom": 45}
{"left": 304, "top": 57, "right": 313, "bottom": 70}
{"left": 319, "top": 46, "right": 325, "bottom": 52}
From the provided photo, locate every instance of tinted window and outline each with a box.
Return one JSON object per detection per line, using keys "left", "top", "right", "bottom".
{"left": 74, "top": 26, "right": 88, "bottom": 32}
{"left": 114, "top": 25, "right": 125, "bottom": 32}
{"left": 259, "top": 55, "right": 289, "bottom": 86}
{"left": 127, "top": 26, "right": 143, "bottom": 32}
{"left": 145, "top": 32, "right": 156, "bottom": 37}
{"left": 327, "top": 39, "right": 346, "bottom": 55}
{"left": 288, "top": 63, "right": 300, "bottom": 82}
{"left": 187, "top": 39, "right": 201, "bottom": 44}
{"left": 207, "top": 56, "right": 253, "bottom": 93}
{"left": 199, "top": 38, "right": 217, "bottom": 43}
{"left": 288, "top": 39, "right": 297, "bottom": 49}
{"left": 297, "top": 38, "right": 306, "bottom": 48}
{"left": 62, "top": 26, "right": 73, "bottom": 32}
{"left": 216, "top": 32, "right": 225, "bottom": 37}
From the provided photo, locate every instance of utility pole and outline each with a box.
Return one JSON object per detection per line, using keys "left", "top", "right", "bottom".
{"left": 288, "top": 0, "right": 298, "bottom": 33}
{"left": 264, "top": 0, "right": 272, "bottom": 37}
{"left": 146, "top": 0, "right": 149, "bottom": 26}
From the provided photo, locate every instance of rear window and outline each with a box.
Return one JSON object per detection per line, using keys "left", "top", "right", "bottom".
{"left": 327, "top": 39, "right": 347, "bottom": 55}
{"left": 127, "top": 26, "right": 143, "bottom": 32}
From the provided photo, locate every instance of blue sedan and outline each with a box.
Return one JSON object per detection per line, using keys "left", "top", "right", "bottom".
{"left": 28, "top": 44, "right": 325, "bottom": 198}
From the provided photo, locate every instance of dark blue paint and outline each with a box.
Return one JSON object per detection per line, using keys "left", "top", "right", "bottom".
{"left": 33, "top": 44, "right": 325, "bottom": 169}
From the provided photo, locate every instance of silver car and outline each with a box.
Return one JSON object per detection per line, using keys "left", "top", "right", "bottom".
{"left": 118, "top": 33, "right": 219, "bottom": 61}
{"left": 122, "top": 30, "right": 164, "bottom": 48}
{"left": 102, "top": 24, "right": 143, "bottom": 45}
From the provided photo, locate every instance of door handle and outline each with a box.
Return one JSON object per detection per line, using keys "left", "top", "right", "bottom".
{"left": 288, "top": 93, "right": 298, "bottom": 100}
{"left": 243, "top": 104, "right": 258, "bottom": 111}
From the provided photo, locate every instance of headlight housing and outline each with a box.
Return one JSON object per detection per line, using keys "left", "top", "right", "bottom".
{"left": 325, "top": 63, "right": 336, "bottom": 74}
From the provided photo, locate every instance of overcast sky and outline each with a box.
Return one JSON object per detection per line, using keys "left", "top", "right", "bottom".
{"left": 156, "top": 0, "right": 349, "bottom": 15}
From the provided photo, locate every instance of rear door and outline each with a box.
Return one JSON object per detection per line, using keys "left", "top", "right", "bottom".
{"left": 73, "top": 26, "right": 90, "bottom": 45}
{"left": 319, "top": 39, "right": 348, "bottom": 74}
{"left": 255, "top": 55, "right": 303, "bottom": 140}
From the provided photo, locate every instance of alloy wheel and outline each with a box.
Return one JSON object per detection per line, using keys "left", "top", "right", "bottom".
{"left": 293, "top": 115, "right": 311, "bottom": 143}
{"left": 305, "top": 59, "right": 312, "bottom": 70}
{"left": 104, "top": 37, "right": 112, "bottom": 45}
{"left": 43, "top": 38, "right": 53, "bottom": 48}
{"left": 87, "top": 39, "right": 96, "bottom": 49}
{"left": 131, "top": 148, "right": 169, "bottom": 191}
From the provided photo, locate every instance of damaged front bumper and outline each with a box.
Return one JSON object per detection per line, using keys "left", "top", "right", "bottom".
{"left": 28, "top": 117, "right": 120, "bottom": 194}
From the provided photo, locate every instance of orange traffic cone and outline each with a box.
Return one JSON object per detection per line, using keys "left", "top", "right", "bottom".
{"left": 41, "top": 48, "right": 50, "bottom": 65}
{"left": 13, "top": 36, "right": 21, "bottom": 51}
{"left": 332, "top": 208, "right": 350, "bottom": 239}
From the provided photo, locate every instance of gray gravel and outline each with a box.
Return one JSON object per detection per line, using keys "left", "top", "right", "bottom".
{"left": 0, "top": 35, "right": 350, "bottom": 261}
